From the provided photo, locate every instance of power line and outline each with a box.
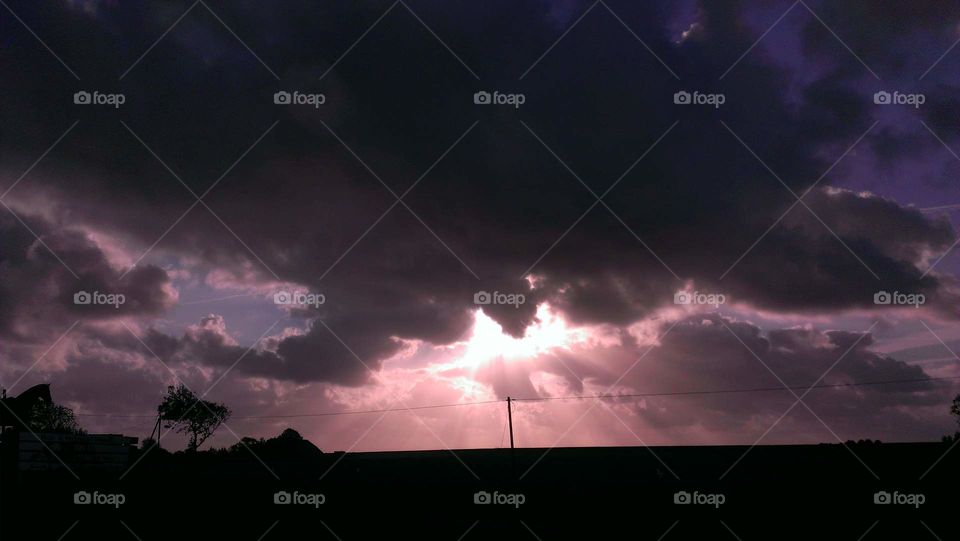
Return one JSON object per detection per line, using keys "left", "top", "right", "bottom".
{"left": 74, "top": 374, "right": 960, "bottom": 420}
{"left": 77, "top": 399, "right": 504, "bottom": 419}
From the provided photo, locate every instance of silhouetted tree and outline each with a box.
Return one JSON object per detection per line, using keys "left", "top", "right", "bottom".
{"left": 28, "top": 401, "right": 85, "bottom": 434}
{"left": 157, "top": 384, "right": 230, "bottom": 452}
{"left": 946, "top": 394, "right": 960, "bottom": 442}
{"left": 223, "top": 428, "right": 322, "bottom": 459}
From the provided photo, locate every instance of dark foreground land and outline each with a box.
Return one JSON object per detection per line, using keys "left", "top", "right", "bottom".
{"left": 2, "top": 442, "right": 957, "bottom": 539}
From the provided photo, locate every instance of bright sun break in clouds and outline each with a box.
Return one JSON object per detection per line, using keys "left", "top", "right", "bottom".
{"left": 444, "top": 304, "right": 586, "bottom": 371}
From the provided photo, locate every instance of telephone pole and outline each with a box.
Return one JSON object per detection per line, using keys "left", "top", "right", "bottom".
{"left": 507, "top": 396, "right": 516, "bottom": 480}
{"left": 506, "top": 396, "right": 514, "bottom": 449}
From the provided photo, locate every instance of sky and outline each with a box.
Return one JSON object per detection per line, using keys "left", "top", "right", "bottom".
{"left": 1, "top": 0, "right": 960, "bottom": 453}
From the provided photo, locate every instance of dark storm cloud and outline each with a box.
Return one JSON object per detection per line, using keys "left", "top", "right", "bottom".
{"left": 0, "top": 212, "right": 177, "bottom": 340}
{"left": 922, "top": 84, "right": 960, "bottom": 140}
{"left": 1, "top": 0, "right": 958, "bottom": 383}
{"left": 134, "top": 314, "right": 376, "bottom": 386}
{"left": 796, "top": 0, "right": 960, "bottom": 77}
{"left": 716, "top": 187, "right": 960, "bottom": 314}
{"left": 629, "top": 316, "right": 948, "bottom": 437}
{"left": 534, "top": 314, "right": 952, "bottom": 438}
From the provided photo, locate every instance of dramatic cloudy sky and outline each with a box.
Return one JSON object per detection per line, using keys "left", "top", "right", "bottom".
{"left": 2, "top": 0, "right": 960, "bottom": 453}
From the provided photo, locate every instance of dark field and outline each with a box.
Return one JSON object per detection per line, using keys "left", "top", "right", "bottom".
{"left": 2, "top": 442, "right": 956, "bottom": 539}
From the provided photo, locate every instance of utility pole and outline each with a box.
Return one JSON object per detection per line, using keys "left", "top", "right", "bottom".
{"left": 507, "top": 396, "right": 516, "bottom": 481}
{"left": 506, "top": 396, "right": 514, "bottom": 449}
{"left": 150, "top": 414, "right": 162, "bottom": 448}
